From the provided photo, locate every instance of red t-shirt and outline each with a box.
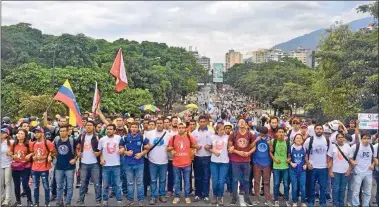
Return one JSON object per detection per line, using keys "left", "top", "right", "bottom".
{"left": 10, "top": 142, "right": 32, "bottom": 168}
{"left": 30, "top": 139, "right": 55, "bottom": 172}
{"left": 228, "top": 130, "right": 254, "bottom": 163}
{"left": 168, "top": 134, "right": 197, "bottom": 168}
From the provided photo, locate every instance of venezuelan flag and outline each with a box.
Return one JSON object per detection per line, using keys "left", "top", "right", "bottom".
{"left": 54, "top": 80, "right": 83, "bottom": 127}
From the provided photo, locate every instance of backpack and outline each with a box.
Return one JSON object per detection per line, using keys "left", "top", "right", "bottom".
{"left": 31, "top": 139, "right": 51, "bottom": 167}
{"left": 352, "top": 142, "right": 374, "bottom": 163}
{"left": 307, "top": 136, "right": 330, "bottom": 156}
{"left": 54, "top": 136, "right": 75, "bottom": 157}
{"left": 273, "top": 138, "right": 290, "bottom": 155}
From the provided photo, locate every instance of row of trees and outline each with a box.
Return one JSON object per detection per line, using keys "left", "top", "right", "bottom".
{"left": 1, "top": 23, "right": 207, "bottom": 118}
{"left": 225, "top": 2, "right": 378, "bottom": 121}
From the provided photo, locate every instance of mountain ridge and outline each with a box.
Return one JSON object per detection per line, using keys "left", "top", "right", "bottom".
{"left": 272, "top": 17, "right": 375, "bottom": 52}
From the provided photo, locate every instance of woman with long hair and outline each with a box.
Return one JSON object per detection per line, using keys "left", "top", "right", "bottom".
{"left": 9, "top": 129, "right": 33, "bottom": 206}
{"left": 1, "top": 128, "right": 13, "bottom": 206}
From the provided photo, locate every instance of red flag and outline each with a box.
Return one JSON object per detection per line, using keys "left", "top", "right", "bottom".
{"left": 110, "top": 48, "right": 128, "bottom": 92}
{"left": 92, "top": 81, "right": 100, "bottom": 114}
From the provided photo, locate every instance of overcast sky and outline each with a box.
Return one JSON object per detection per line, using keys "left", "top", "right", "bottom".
{"left": 2, "top": 1, "right": 371, "bottom": 63}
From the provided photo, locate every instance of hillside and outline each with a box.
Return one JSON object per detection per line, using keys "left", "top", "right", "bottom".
{"left": 272, "top": 17, "right": 375, "bottom": 52}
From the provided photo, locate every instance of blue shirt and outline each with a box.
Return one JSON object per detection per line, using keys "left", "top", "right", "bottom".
{"left": 290, "top": 145, "right": 306, "bottom": 173}
{"left": 120, "top": 133, "right": 149, "bottom": 165}
{"left": 252, "top": 134, "right": 272, "bottom": 167}
{"left": 55, "top": 138, "right": 79, "bottom": 171}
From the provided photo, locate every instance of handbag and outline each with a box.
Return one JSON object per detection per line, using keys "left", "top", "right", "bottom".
{"left": 11, "top": 162, "right": 25, "bottom": 171}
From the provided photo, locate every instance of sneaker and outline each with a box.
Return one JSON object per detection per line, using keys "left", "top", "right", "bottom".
{"left": 76, "top": 200, "right": 84, "bottom": 207}
{"left": 203, "top": 197, "right": 210, "bottom": 204}
{"left": 265, "top": 201, "right": 274, "bottom": 206}
{"left": 230, "top": 197, "right": 238, "bottom": 206}
{"left": 245, "top": 197, "right": 253, "bottom": 206}
{"left": 27, "top": 201, "right": 33, "bottom": 207}
{"left": 125, "top": 200, "right": 133, "bottom": 207}
{"left": 260, "top": 191, "right": 264, "bottom": 196}
{"left": 252, "top": 200, "right": 260, "bottom": 206}
{"left": 101, "top": 201, "right": 108, "bottom": 206}
{"left": 137, "top": 201, "right": 144, "bottom": 207}
{"left": 218, "top": 197, "right": 224, "bottom": 206}
{"left": 50, "top": 195, "right": 57, "bottom": 202}
{"left": 315, "top": 193, "right": 320, "bottom": 202}
{"left": 33, "top": 204, "right": 39, "bottom": 207}
{"left": 326, "top": 194, "right": 332, "bottom": 203}
{"left": 44, "top": 205, "right": 51, "bottom": 207}
{"left": 117, "top": 201, "right": 122, "bottom": 206}
{"left": 285, "top": 201, "right": 291, "bottom": 207}
{"left": 274, "top": 201, "right": 279, "bottom": 207}
{"left": 292, "top": 203, "right": 298, "bottom": 207}
{"left": 172, "top": 197, "right": 180, "bottom": 204}
{"left": 301, "top": 203, "right": 306, "bottom": 207}
{"left": 12, "top": 202, "right": 22, "bottom": 207}
{"left": 159, "top": 197, "right": 167, "bottom": 203}
{"left": 193, "top": 196, "right": 200, "bottom": 202}
{"left": 149, "top": 198, "right": 156, "bottom": 205}
{"left": 211, "top": 197, "right": 217, "bottom": 204}
{"left": 346, "top": 202, "right": 352, "bottom": 207}
{"left": 166, "top": 192, "right": 172, "bottom": 198}
{"left": 185, "top": 198, "right": 191, "bottom": 204}
{"left": 95, "top": 201, "right": 101, "bottom": 206}
{"left": 64, "top": 203, "right": 71, "bottom": 207}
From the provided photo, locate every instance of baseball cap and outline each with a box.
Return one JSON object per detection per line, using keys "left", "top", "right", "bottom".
{"left": 1, "top": 128, "right": 9, "bottom": 135}
{"left": 217, "top": 119, "right": 223, "bottom": 124}
{"left": 32, "top": 126, "right": 44, "bottom": 133}
{"left": 300, "top": 122, "right": 308, "bottom": 128}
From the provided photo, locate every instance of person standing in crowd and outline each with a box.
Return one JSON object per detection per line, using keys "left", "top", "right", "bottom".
{"left": 98, "top": 124, "right": 123, "bottom": 206}
{"left": 166, "top": 116, "right": 179, "bottom": 197}
{"left": 327, "top": 132, "right": 352, "bottom": 207}
{"left": 168, "top": 123, "right": 199, "bottom": 204}
{"left": 77, "top": 121, "right": 102, "bottom": 206}
{"left": 350, "top": 133, "right": 378, "bottom": 207}
{"left": 251, "top": 126, "right": 273, "bottom": 206}
{"left": 304, "top": 124, "right": 329, "bottom": 207}
{"left": 206, "top": 124, "right": 229, "bottom": 206}
{"left": 228, "top": 118, "right": 254, "bottom": 206}
{"left": 30, "top": 126, "right": 55, "bottom": 207}
{"left": 145, "top": 118, "right": 169, "bottom": 205}
{"left": 270, "top": 127, "right": 290, "bottom": 207}
{"left": 120, "top": 122, "right": 150, "bottom": 207}
{"left": 9, "top": 129, "right": 33, "bottom": 207}
{"left": 53, "top": 125, "right": 80, "bottom": 207}
{"left": 289, "top": 134, "right": 307, "bottom": 207}
{"left": 192, "top": 115, "right": 213, "bottom": 203}
{"left": 1, "top": 128, "right": 13, "bottom": 207}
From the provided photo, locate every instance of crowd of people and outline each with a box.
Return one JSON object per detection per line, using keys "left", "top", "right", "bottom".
{"left": 1, "top": 108, "right": 379, "bottom": 207}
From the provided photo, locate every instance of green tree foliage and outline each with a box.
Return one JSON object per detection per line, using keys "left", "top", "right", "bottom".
{"left": 1, "top": 23, "right": 206, "bottom": 117}
{"left": 357, "top": 1, "right": 378, "bottom": 20}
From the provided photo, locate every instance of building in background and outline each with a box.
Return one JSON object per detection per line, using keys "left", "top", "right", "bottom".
{"left": 289, "top": 46, "right": 312, "bottom": 67}
{"left": 225, "top": 49, "right": 243, "bottom": 70}
{"left": 188, "top": 46, "right": 211, "bottom": 71}
{"left": 245, "top": 48, "right": 286, "bottom": 64}
{"left": 212, "top": 63, "right": 224, "bottom": 83}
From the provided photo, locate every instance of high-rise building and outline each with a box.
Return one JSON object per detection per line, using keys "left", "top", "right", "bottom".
{"left": 289, "top": 46, "right": 312, "bottom": 67}
{"left": 225, "top": 49, "right": 243, "bottom": 70}
{"left": 198, "top": 56, "right": 211, "bottom": 71}
{"left": 245, "top": 49, "right": 269, "bottom": 64}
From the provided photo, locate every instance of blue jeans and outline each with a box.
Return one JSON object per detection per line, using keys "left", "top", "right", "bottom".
{"left": 32, "top": 170, "right": 50, "bottom": 205}
{"left": 102, "top": 166, "right": 122, "bottom": 201}
{"left": 225, "top": 162, "right": 233, "bottom": 193}
{"left": 120, "top": 157, "right": 128, "bottom": 195}
{"left": 194, "top": 156, "right": 211, "bottom": 198}
{"left": 352, "top": 170, "right": 372, "bottom": 207}
{"left": 273, "top": 169, "right": 289, "bottom": 201}
{"left": 173, "top": 165, "right": 191, "bottom": 198}
{"left": 79, "top": 163, "right": 101, "bottom": 202}
{"left": 331, "top": 172, "right": 348, "bottom": 207}
{"left": 210, "top": 162, "right": 229, "bottom": 197}
{"left": 55, "top": 169, "right": 74, "bottom": 205}
{"left": 149, "top": 162, "right": 168, "bottom": 199}
{"left": 289, "top": 170, "right": 306, "bottom": 203}
{"left": 307, "top": 168, "right": 328, "bottom": 206}
{"left": 231, "top": 162, "right": 251, "bottom": 195}
{"left": 125, "top": 164, "right": 144, "bottom": 201}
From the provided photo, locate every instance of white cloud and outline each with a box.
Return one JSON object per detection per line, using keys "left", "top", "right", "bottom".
{"left": 1, "top": 1, "right": 371, "bottom": 63}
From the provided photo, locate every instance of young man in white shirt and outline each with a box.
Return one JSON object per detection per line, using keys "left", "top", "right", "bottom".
{"left": 349, "top": 133, "right": 378, "bottom": 207}
{"left": 304, "top": 124, "right": 329, "bottom": 207}
{"left": 98, "top": 124, "right": 123, "bottom": 206}
{"left": 145, "top": 118, "right": 169, "bottom": 205}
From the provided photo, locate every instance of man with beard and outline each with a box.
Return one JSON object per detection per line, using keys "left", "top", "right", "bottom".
{"left": 304, "top": 124, "right": 330, "bottom": 207}
{"left": 268, "top": 117, "right": 279, "bottom": 138}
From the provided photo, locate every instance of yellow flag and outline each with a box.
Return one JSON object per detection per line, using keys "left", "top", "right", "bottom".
{"left": 69, "top": 109, "right": 77, "bottom": 126}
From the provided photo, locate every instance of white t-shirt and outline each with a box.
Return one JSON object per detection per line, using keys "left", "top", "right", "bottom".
{"left": 304, "top": 136, "right": 328, "bottom": 169}
{"left": 145, "top": 130, "right": 170, "bottom": 165}
{"left": 98, "top": 135, "right": 121, "bottom": 166}
{"left": 192, "top": 129, "right": 212, "bottom": 157}
{"left": 209, "top": 135, "right": 229, "bottom": 163}
{"left": 307, "top": 125, "right": 315, "bottom": 137}
{"left": 327, "top": 143, "right": 351, "bottom": 173}
{"left": 81, "top": 134, "right": 98, "bottom": 164}
{"left": 1, "top": 140, "right": 13, "bottom": 168}
{"left": 167, "top": 130, "right": 178, "bottom": 161}
{"left": 349, "top": 143, "right": 378, "bottom": 174}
